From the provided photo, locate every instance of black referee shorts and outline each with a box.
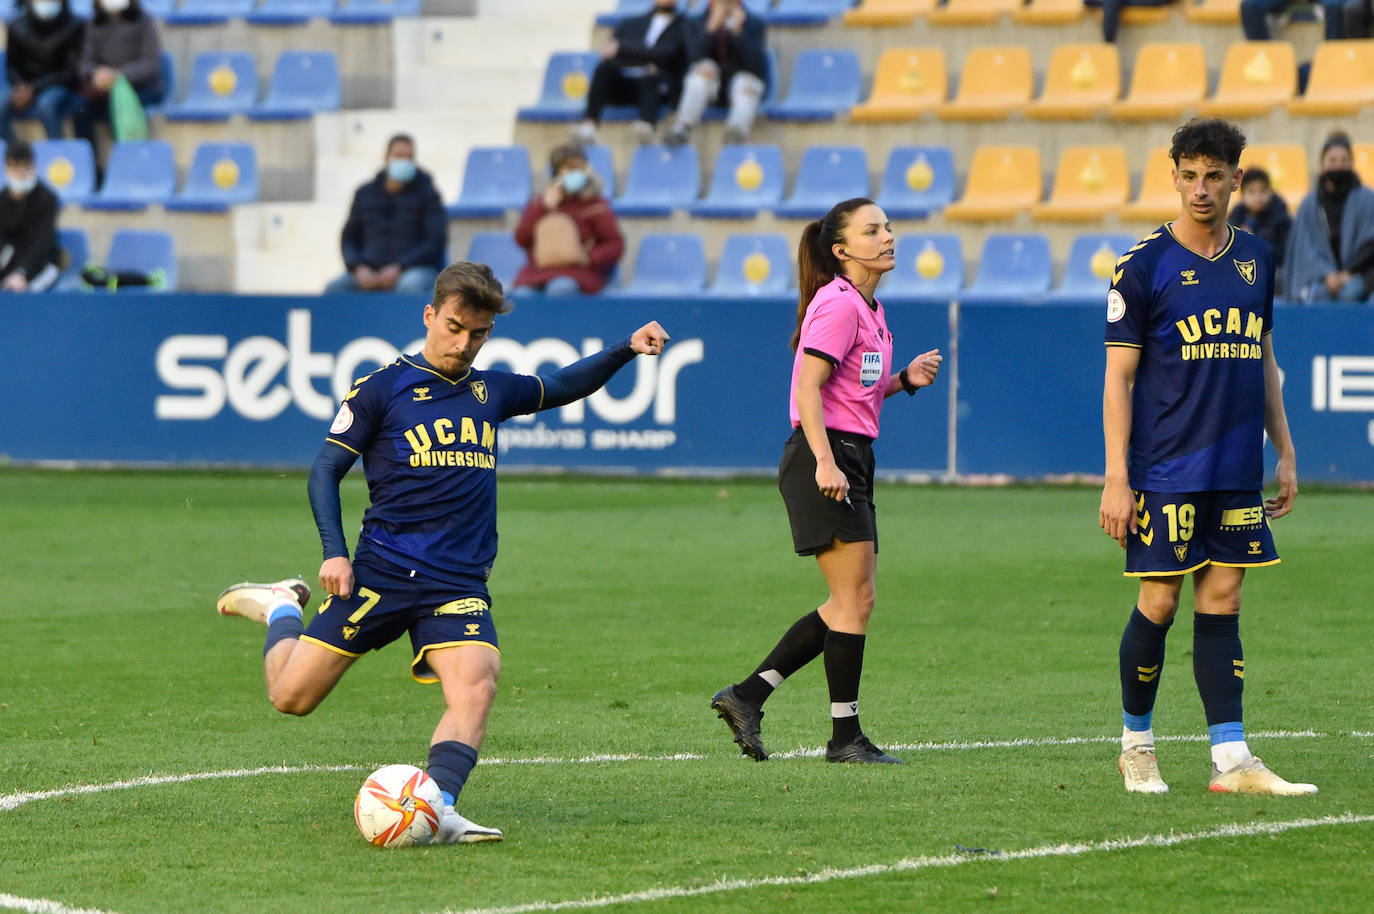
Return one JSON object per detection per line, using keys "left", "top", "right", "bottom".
{"left": 777, "top": 426, "right": 877, "bottom": 556}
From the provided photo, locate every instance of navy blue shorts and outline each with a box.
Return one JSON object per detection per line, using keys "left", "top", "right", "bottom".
{"left": 300, "top": 557, "right": 498, "bottom": 683}
{"left": 1124, "top": 489, "right": 1280, "bottom": 577}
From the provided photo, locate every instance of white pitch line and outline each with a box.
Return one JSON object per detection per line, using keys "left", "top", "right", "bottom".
{"left": 434, "top": 813, "right": 1374, "bottom": 914}
{"left": 0, "top": 893, "right": 119, "bottom": 914}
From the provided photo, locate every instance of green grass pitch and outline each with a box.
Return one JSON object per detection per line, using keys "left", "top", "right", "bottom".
{"left": 1, "top": 468, "right": 1370, "bottom": 914}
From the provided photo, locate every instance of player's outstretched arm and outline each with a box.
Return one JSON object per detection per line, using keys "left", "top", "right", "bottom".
{"left": 309, "top": 442, "right": 359, "bottom": 598}
{"left": 1261, "top": 334, "right": 1298, "bottom": 519}
{"left": 630, "top": 321, "right": 670, "bottom": 355}
{"left": 537, "top": 323, "right": 671, "bottom": 411}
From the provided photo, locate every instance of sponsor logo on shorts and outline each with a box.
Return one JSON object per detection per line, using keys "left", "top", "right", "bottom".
{"left": 1248, "top": 541, "right": 1263, "bottom": 555}
{"left": 1220, "top": 506, "right": 1264, "bottom": 529}
{"left": 464, "top": 623, "right": 482, "bottom": 637}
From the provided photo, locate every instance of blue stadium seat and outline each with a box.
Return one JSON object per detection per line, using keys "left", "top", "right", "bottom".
{"left": 517, "top": 52, "right": 598, "bottom": 122}
{"left": 56, "top": 227, "right": 90, "bottom": 291}
{"left": 330, "top": 0, "right": 422, "bottom": 24}
{"left": 613, "top": 144, "right": 699, "bottom": 217}
{"left": 34, "top": 139, "right": 96, "bottom": 206}
{"left": 165, "top": 143, "right": 260, "bottom": 212}
{"left": 768, "top": 0, "right": 855, "bottom": 26}
{"left": 775, "top": 145, "right": 868, "bottom": 219}
{"left": 447, "top": 147, "right": 533, "bottom": 219}
{"left": 961, "top": 233, "right": 1053, "bottom": 304}
{"left": 166, "top": 0, "right": 255, "bottom": 26}
{"left": 105, "top": 229, "right": 177, "bottom": 292}
{"left": 247, "top": 0, "right": 335, "bottom": 25}
{"left": 466, "top": 232, "right": 527, "bottom": 292}
{"left": 1047, "top": 233, "right": 1135, "bottom": 303}
{"left": 708, "top": 233, "right": 793, "bottom": 297}
{"left": 614, "top": 233, "right": 707, "bottom": 296}
{"left": 85, "top": 140, "right": 176, "bottom": 211}
{"left": 140, "top": 0, "right": 176, "bottom": 12}
{"left": 164, "top": 51, "right": 258, "bottom": 122}
{"left": 767, "top": 48, "right": 862, "bottom": 120}
{"left": 595, "top": 0, "right": 654, "bottom": 26}
{"left": 690, "top": 144, "right": 784, "bottom": 218}
{"left": 142, "top": 51, "right": 176, "bottom": 118}
{"left": 880, "top": 234, "right": 964, "bottom": 304}
{"left": 582, "top": 144, "right": 617, "bottom": 197}
{"left": 877, "top": 146, "right": 956, "bottom": 220}
{"left": 249, "top": 51, "right": 341, "bottom": 120}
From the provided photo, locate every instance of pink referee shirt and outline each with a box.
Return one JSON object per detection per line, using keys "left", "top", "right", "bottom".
{"left": 789, "top": 276, "right": 894, "bottom": 439}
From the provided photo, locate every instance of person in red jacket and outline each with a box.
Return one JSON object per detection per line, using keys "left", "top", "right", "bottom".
{"left": 513, "top": 144, "right": 624, "bottom": 296}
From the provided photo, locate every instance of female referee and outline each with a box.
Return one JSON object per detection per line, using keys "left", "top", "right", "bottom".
{"left": 712, "top": 197, "right": 942, "bottom": 764}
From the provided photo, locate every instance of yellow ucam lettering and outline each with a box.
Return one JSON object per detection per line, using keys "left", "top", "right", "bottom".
{"left": 461, "top": 417, "right": 479, "bottom": 445}
{"left": 1245, "top": 311, "right": 1263, "bottom": 340}
{"left": 404, "top": 424, "right": 433, "bottom": 453}
{"left": 482, "top": 421, "right": 495, "bottom": 450}
{"left": 1176, "top": 308, "right": 1265, "bottom": 345}
{"left": 435, "top": 418, "right": 456, "bottom": 445}
{"left": 1203, "top": 308, "right": 1223, "bottom": 335}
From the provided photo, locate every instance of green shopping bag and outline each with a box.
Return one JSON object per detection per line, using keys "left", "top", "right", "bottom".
{"left": 110, "top": 73, "right": 148, "bottom": 142}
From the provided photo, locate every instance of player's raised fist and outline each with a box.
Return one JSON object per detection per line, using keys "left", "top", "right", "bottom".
{"left": 631, "top": 322, "right": 670, "bottom": 356}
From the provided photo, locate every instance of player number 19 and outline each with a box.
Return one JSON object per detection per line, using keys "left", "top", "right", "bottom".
{"left": 1160, "top": 502, "right": 1195, "bottom": 543}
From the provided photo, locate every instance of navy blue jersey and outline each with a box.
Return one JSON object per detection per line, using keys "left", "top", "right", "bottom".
{"left": 1104, "top": 223, "right": 1275, "bottom": 492}
{"left": 325, "top": 353, "right": 545, "bottom": 584}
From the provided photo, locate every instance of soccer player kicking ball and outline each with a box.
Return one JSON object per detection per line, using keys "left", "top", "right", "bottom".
{"left": 1100, "top": 119, "right": 1316, "bottom": 797}
{"left": 217, "top": 261, "right": 670, "bottom": 842}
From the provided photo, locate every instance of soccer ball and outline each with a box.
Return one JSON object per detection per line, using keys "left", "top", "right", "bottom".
{"left": 354, "top": 764, "right": 444, "bottom": 848}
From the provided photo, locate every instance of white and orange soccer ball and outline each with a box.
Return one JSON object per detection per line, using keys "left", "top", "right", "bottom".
{"left": 354, "top": 764, "right": 444, "bottom": 848}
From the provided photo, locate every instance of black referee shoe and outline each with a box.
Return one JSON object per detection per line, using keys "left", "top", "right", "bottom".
{"left": 826, "top": 734, "right": 903, "bottom": 765}
{"left": 711, "top": 685, "right": 769, "bottom": 761}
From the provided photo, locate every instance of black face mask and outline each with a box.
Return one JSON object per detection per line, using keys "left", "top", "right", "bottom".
{"left": 1322, "top": 168, "right": 1360, "bottom": 194}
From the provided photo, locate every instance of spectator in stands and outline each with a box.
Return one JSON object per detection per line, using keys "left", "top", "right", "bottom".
{"left": 664, "top": 0, "right": 768, "bottom": 146}
{"left": 1240, "top": 0, "right": 1349, "bottom": 40}
{"left": 325, "top": 134, "right": 448, "bottom": 295}
{"left": 0, "top": 0, "right": 86, "bottom": 143}
{"left": 1285, "top": 131, "right": 1374, "bottom": 304}
{"left": 0, "top": 142, "right": 63, "bottom": 293}
{"left": 1093, "top": 0, "right": 1174, "bottom": 43}
{"left": 573, "top": 0, "right": 690, "bottom": 146}
{"left": 71, "top": 0, "right": 164, "bottom": 151}
{"left": 1228, "top": 167, "right": 1291, "bottom": 278}
{"left": 512, "top": 144, "right": 624, "bottom": 296}
{"left": 1342, "top": 0, "right": 1373, "bottom": 37}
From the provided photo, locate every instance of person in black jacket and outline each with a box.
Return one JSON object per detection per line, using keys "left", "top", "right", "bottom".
{"left": 573, "top": 0, "right": 690, "bottom": 146}
{"left": 1228, "top": 168, "right": 1292, "bottom": 278}
{"left": 71, "top": 0, "right": 164, "bottom": 150}
{"left": 1, "top": 0, "right": 85, "bottom": 142}
{"left": 664, "top": 0, "right": 768, "bottom": 146}
{"left": 324, "top": 134, "right": 448, "bottom": 295}
{"left": 0, "top": 142, "right": 63, "bottom": 293}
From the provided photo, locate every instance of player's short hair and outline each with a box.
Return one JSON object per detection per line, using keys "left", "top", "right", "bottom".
{"left": 1169, "top": 118, "right": 1246, "bottom": 167}
{"left": 1240, "top": 167, "right": 1270, "bottom": 190}
{"left": 386, "top": 133, "right": 415, "bottom": 156}
{"left": 5, "top": 141, "right": 34, "bottom": 166}
{"left": 431, "top": 261, "right": 512, "bottom": 315}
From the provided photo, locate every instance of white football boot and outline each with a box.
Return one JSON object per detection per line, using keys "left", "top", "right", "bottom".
{"left": 433, "top": 806, "right": 503, "bottom": 844}
{"left": 1209, "top": 757, "right": 1318, "bottom": 795}
{"left": 1118, "top": 746, "right": 1169, "bottom": 793}
{"left": 215, "top": 577, "right": 310, "bottom": 624}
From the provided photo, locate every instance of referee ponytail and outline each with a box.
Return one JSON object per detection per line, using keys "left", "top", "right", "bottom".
{"left": 792, "top": 197, "right": 875, "bottom": 352}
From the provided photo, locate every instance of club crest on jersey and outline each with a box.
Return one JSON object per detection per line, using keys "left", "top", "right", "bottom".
{"left": 1174, "top": 544, "right": 1189, "bottom": 563}
{"left": 413, "top": 387, "right": 432, "bottom": 402}
{"left": 1180, "top": 269, "right": 1199, "bottom": 286}
{"left": 860, "top": 352, "right": 883, "bottom": 388}
{"left": 1234, "top": 258, "right": 1256, "bottom": 285}
{"left": 470, "top": 380, "right": 488, "bottom": 403}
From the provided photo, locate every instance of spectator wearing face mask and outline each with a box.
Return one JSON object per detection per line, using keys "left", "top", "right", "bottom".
{"left": 512, "top": 144, "right": 624, "bottom": 296}
{"left": 1, "top": 0, "right": 85, "bottom": 143}
{"left": 0, "top": 142, "right": 63, "bottom": 293}
{"left": 1285, "top": 131, "right": 1374, "bottom": 304}
{"left": 1228, "top": 167, "right": 1291, "bottom": 276}
{"left": 324, "top": 133, "right": 448, "bottom": 295}
{"left": 71, "top": 0, "right": 164, "bottom": 149}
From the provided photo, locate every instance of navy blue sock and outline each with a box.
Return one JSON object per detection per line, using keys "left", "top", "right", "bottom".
{"left": 1119, "top": 607, "right": 1172, "bottom": 731}
{"left": 823, "top": 630, "right": 866, "bottom": 745}
{"left": 735, "top": 610, "right": 829, "bottom": 705}
{"left": 263, "top": 614, "right": 303, "bottom": 657}
{"left": 1193, "top": 612, "right": 1244, "bottom": 727}
{"left": 427, "top": 740, "right": 479, "bottom": 807}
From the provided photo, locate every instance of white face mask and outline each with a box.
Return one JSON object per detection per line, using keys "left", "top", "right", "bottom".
{"left": 101, "top": 0, "right": 130, "bottom": 13}
{"left": 7, "top": 172, "right": 37, "bottom": 195}
{"left": 32, "top": 0, "right": 62, "bottom": 20}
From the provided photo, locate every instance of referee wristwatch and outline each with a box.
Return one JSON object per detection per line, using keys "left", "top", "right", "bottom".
{"left": 898, "top": 367, "right": 919, "bottom": 395}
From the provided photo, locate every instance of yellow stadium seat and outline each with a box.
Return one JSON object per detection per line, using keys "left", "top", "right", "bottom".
{"left": 929, "top": 0, "right": 1018, "bottom": 25}
{"left": 943, "top": 145, "right": 1042, "bottom": 221}
{"left": 1013, "top": 0, "right": 1088, "bottom": 24}
{"left": 1353, "top": 143, "right": 1374, "bottom": 184}
{"left": 1240, "top": 143, "right": 1310, "bottom": 201}
{"left": 1109, "top": 42, "right": 1207, "bottom": 120}
{"left": 1120, "top": 146, "right": 1180, "bottom": 223}
{"left": 850, "top": 47, "right": 947, "bottom": 122}
{"left": 936, "top": 46, "right": 1033, "bottom": 121}
{"left": 1288, "top": 40, "right": 1374, "bottom": 116}
{"left": 1032, "top": 145, "right": 1131, "bottom": 221}
{"left": 1185, "top": 0, "right": 1241, "bottom": 23}
{"left": 1199, "top": 41, "right": 1297, "bottom": 117}
{"left": 843, "top": 0, "right": 936, "bottom": 26}
{"left": 1121, "top": 2, "right": 1179, "bottom": 24}
{"left": 1026, "top": 43, "right": 1120, "bottom": 120}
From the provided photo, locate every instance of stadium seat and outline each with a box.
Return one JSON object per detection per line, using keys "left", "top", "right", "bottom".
{"left": 929, "top": 0, "right": 1018, "bottom": 25}
{"left": 880, "top": 233, "right": 964, "bottom": 303}
{"left": 85, "top": 140, "right": 176, "bottom": 211}
{"left": 1032, "top": 144, "right": 1131, "bottom": 221}
{"left": 936, "top": 45, "right": 1033, "bottom": 120}
{"left": 613, "top": 144, "right": 699, "bottom": 217}
{"left": 1198, "top": 41, "right": 1296, "bottom": 118}
{"left": 1354, "top": 143, "right": 1374, "bottom": 184}
{"left": 466, "top": 232, "right": 527, "bottom": 292}
{"left": 1184, "top": 0, "right": 1241, "bottom": 22}
{"left": 164, "top": 51, "right": 258, "bottom": 122}
{"left": 165, "top": 142, "right": 260, "bottom": 212}
{"left": 844, "top": 0, "right": 936, "bottom": 26}
{"left": 1046, "top": 233, "right": 1136, "bottom": 303}
{"left": 595, "top": 0, "right": 652, "bottom": 26}
{"left": 775, "top": 146, "right": 869, "bottom": 219}
{"left": 1240, "top": 143, "right": 1309, "bottom": 201}
{"left": 943, "top": 145, "right": 1041, "bottom": 221}
{"left": 708, "top": 233, "right": 793, "bottom": 297}
{"left": 1120, "top": 2, "right": 1177, "bottom": 24}
{"left": 166, "top": 0, "right": 254, "bottom": 25}
{"left": 140, "top": 0, "right": 177, "bottom": 15}
{"left": 34, "top": 139, "right": 96, "bottom": 205}
{"left": 517, "top": 52, "right": 599, "bottom": 122}
{"left": 1110, "top": 42, "right": 1206, "bottom": 120}
{"left": 143, "top": 51, "right": 176, "bottom": 118}
{"left": 961, "top": 233, "right": 1053, "bottom": 303}
{"left": 1012, "top": 0, "right": 1087, "bottom": 23}
{"left": 330, "top": 0, "right": 423, "bottom": 24}
{"left": 690, "top": 144, "right": 785, "bottom": 218}
{"left": 247, "top": 0, "right": 335, "bottom": 25}
{"left": 105, "top": 229, "right": 177, "bottom": 292}
{"left": 56, "top": 227, "right": 90, "bottom": 291}
{"left": 849, "top": 47, "right": 947, "bottom": 122}
{"left": 1288, "top": 39, "right": 1374, "bottom": 116}
{"left": 447, "top": 147, "right": 533, "bottom": 219}
{"left": 615, "top": 234, "right": 707, "bottom": 296}
{"left": 1120, "top": 145, "right": 1179, "bottom": 223}
{"left": 1026, "top": 43, "right": 1120, "bottom": 120}
{"left": 249, "top": 51, "right": 341, "bottom": 120}
{"left": 876, "top": 145, "right": 955, "bottom": 219}
{"left": 582, "top": 144, "right": 617, "bottom": 198}
{"left": 768, "top": 0, "right": 857, "bottom": 26}
{"left": 767, "top": 48, "right": 862, "bottom": 120}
